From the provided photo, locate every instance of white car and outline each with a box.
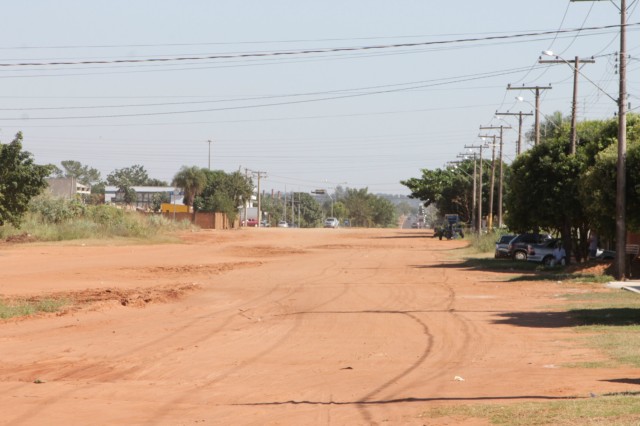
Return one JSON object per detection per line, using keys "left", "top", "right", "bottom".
{"left": 277, "top": 220, "right": 289, "bottom": 228}
{"left": 324, "top": 217, "right": 339, "bottom": 228}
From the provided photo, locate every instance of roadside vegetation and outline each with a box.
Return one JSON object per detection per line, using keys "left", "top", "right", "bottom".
{"left": 0, "top": 194, "right": 193, "bottom": 243}
{"left": 421, "top": 393, "right": 640, "bottom": 425}
{"left": 0, "top": 298, "right": 69, "bottom": 319}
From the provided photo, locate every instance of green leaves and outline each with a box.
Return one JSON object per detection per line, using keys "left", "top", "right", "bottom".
{"left": 0, "top": 133, "right": 52, "bottom": 227}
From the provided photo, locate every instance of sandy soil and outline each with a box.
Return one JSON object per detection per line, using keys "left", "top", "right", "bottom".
{"left": 0, "top": 228, "right": 638, "bottom": 425}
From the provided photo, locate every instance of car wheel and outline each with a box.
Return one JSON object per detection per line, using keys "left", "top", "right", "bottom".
{"left": 543, "top": 256, "right": 554, "bottom": 267}
{"left": 514, "top": 251, "right": 527, "bottom": 261}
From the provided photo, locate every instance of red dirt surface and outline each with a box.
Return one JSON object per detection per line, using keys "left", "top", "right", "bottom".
{"left": 0, "top": 228, "right": 638, "bottom": 425}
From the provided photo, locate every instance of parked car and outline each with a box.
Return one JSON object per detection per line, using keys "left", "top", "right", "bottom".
{"left": 494, "top": 234, "right": 515, "bottom": 258}
{"left": 324, "top": 217, "right": 339, "bottom": 228}
{"left": 260, "top": 220, "right": 270, "bottom": 227}
{"left": 243, "top": 218, "right": 259, "bottom": 227}
{"left": 526, "top": 238, "right": 563, "bottom": 266}
{"left": 277, "top": 220, "right": 289, "bottom": 228}
{"left": 508, "top": 233, "right": 552, "bottom": 260}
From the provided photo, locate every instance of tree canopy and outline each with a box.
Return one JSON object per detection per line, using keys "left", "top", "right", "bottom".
{"left": 172, "top": 166, "right": 207, "bottom": 208}
{"left": 0, "top": 132, "right": 53, "bottom": 226}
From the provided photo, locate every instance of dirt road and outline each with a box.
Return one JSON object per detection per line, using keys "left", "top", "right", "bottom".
{"left": 0, "top": 228, "right": 637, "bottom": 425}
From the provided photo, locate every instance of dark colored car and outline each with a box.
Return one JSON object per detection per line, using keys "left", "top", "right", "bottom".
{"left": 494, "top": 235, "right": 515, "bottom": 258}
{"left": 508, "top": 233, "right": 552, "bottom": 260}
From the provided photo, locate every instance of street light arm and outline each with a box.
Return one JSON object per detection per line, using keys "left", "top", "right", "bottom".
{"left": 539, "top": 52, "right": 616, "bottom": 103}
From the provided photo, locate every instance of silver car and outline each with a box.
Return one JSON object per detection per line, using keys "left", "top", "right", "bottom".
{"left": 526, "top": 239, "right": 563, "bottom": 266}
{"left": 324, "top": 217, "right": 339, "bottom": 228}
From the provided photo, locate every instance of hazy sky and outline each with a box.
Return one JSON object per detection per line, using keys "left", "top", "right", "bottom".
{"left": 1, "top": 1, "right": 638, "bottom": 195}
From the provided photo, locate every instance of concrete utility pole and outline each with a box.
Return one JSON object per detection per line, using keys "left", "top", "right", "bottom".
{"left": 570, "top": 0, "right": 628, "bottom": 279}
{"left": 495, "top": 111, "right": 533, "bottom": 155}
{"left": 539, "top": 55, "right": 595, "bottom": 154}
{"left": 507, "top": 84, "right": 552, "bottom": 146}
{"left": 207, "top": 140, "right": 213, "bottom": 170}
{"left": 480, "top": 125, "right": 511, "bottom": 228}
{"left": 465, "top": 144, "right": 485, "bottom": 233}
{"left": 252, "top": 171, "right": 267, "bottom": 225}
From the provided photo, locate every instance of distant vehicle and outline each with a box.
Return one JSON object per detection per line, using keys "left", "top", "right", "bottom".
{"left": 243, "top": 218, "right": 259, "bottom": 227}
{"left": 324, "top": 217, "right": 339, "bottom": 228}
{"left": 508, "top": 233, "right": 553, "bottom": 260}
{"left": 277, "top": 220, "right": 289, "bottom": 228}
{"left": 260, "top": 220, "right": 270, "bottom": 227}
{"left": 494, "top": 235, "right": 515, "bottom": 258}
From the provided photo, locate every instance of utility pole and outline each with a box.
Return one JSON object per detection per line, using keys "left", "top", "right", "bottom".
{"left": 243, "top": 168, "right": 250, "bottom": 226}
{"left": 507, "top": 84, "right": 552, "bottom": 146}
{"left": 495, "top": 111, "right": 533, "bottom": 155}
{"left": 465, "top": 144, "right": 484, "bottom": 233}
{"left": 206, "top": 140, "right": 212, "bottom": 170}
{"left": 570, "top": 0, "right": 627, "bottom": 279}
{"left": 478, "top": 135, "right": 497, "bottom": 230}
{"left": 457, "top": 153, "right": 476, "bottom": 228}
{"left": 480, "top": 125, "right": 511, "bottom": 228}
{"left": 252, "top": 171, "right": 267, "bottom": 225}
{"left": 539, "top": 56, "right": 595, "bottom": 154}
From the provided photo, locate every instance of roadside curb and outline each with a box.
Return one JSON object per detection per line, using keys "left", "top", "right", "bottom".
{"left": 606, "top": 281, "right": 640, "bottom": 294}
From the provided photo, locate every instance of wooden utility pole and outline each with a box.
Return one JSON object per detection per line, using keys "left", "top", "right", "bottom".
{"left": 570, "top": 0, "right": 627, "bottom": 279}
{"left": 507, "top": 84, "right": 552, "bottom": 146}
{"left": 495, "top": 111, "right": 533, "bottom": 155}
{"left": 480, "top": 126, "right": 511, "bottom": 228}
{"left": 457, "top": 153, "right": 476, "bottom": 226}
{"left": 539, "top": 55, "right": 595, "bottom": 154}
{"left": 465, "top": 144, "right": 485, "bottom": 233}
{"left": 478, "top": 135, "right": 497, "bottom": 230}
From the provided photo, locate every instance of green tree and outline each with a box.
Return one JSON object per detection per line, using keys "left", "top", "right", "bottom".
{"left": 401, "top": 159, "right": 487, "bottom": 224}
{"left": 370, "top": 196, "right": 397, "bottom": 227}
{"left": 0, "top": 132, "right": 53, "bottom": 226}
{"left": 342, "top": 188, "right": 373, "bottom": 227}
{"left": 172, "top": 166, "right": 207, "bottom": 209}
{"left": 106, "top": 164, "right": 150, "bottom": 187}
{"left": 192, "top": 169, "right": 253, "bottom": 223}
{"left": 293, "top": 192, "right": 323, "bottom": 227}
{"left": 59, "top": 160, "right": 101, "bottom": 186}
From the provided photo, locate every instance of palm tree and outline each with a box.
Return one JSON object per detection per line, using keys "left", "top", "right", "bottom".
{"left": 172, "top": 166, "right": 207, "bottom": 211}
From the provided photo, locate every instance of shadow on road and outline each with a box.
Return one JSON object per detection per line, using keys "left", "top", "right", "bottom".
{"left": 493, "top": 308, "right": 640, "bottom": 328}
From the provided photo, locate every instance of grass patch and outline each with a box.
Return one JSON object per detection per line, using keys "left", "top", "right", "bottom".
{"left": 0, "top": 298, "right": 69, "bottom": 319}
{"left": 559, "top": 290, "right": 640, "bottom": 367}
{"left": 421, "top": 395, "right": 640, "bottom": 425}
{"left": 436, "top": 257, "right": 613, "bottom": 285}
{"left": 507, "top": 272, "right": 615, "bottom": 283}
{"left": 465, "top": 230, "right": 512, "bottom": 254}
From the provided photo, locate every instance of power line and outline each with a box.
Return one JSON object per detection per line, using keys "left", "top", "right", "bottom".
{"left": 0, "top": 65, "right": 543, "bottom": 121}
{"left": 0, "top": 23, "right": 637, "bottom": 68}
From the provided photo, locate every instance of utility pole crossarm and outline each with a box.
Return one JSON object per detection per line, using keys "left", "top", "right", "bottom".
{"left": 539, "top": 56, "right": 595, "bottom": 154}
{"left": 495, "top": 111, "right": 533, "bottom": 155}
{"left": 507, "top": 84, "right": 552, "bottom": 146}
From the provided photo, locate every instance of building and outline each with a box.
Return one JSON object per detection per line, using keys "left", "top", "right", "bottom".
{"left": 104, "top": 186, "right": 183, "bottom": 211}
{"left": 46, "top": 177, "right": 91, "bottom": 199}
